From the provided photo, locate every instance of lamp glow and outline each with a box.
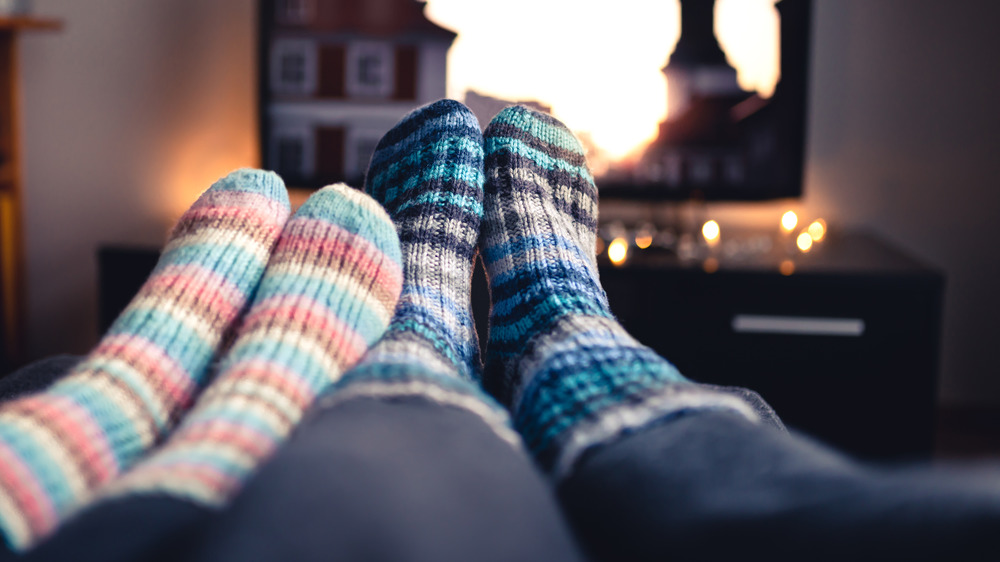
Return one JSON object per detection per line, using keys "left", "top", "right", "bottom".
{"left": 702, "top": 220, "right": 721, "bottom": 246}
{"left": 807, "top": 219, "right": 827, "bottom": 241}
{"left": 635, "top": 233, "right": 653, "bottom": 249}
{"left": 608, "top": 237, "right": 628, "bottom": 265}
{"left": 779, "top": 259, "right": 795, "bottom": 276}
{"left": 781, "top": 211, "right": 798, "bottom": 233}
{"left": 796, "top": 231, "right": 813, "bottom": 252}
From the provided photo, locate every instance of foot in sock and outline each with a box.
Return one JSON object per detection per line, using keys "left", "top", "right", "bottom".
{"left": 481, "top": 106, "right": 759, "bottom": 477}
{"left": 330, "top": 99, "right": 514, "bottom": 442}
{"left": 0, "top": 169, "right": 290, "bottom": 550}
{"left": 92, "top": 183, "right": 403, "bottom": 508}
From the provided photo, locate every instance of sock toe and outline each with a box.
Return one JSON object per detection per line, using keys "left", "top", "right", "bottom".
{"left": 296, "top": 183, "right": 402, "bottom": 266}
{"left": 366, "top": 99, "right": 482, "bottom": 215}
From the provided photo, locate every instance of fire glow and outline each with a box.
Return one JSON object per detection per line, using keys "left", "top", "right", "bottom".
{"left": 428, "top": 0, "right": 780, "bottom": 161}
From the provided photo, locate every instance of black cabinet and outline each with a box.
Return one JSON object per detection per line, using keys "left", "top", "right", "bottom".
{"left": 596, "top": 231, "right": 944, "bottom": 461}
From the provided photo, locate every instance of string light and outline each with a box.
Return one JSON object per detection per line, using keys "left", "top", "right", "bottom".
{"left": 608, "top": 237, "right": 628, "bottom": 265}
{"left": 702, "top": 220, "right": 720, "bottom": 247}
{"left": 796, "top": 231, "right": 813, "bottom": 252}
{"left": 781, "top": 210, "right": 798, "bottom": 233}
{"left": 807, "top": 219, "right": 827, "bottom": 242}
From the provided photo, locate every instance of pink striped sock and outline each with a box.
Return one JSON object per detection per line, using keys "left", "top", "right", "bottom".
{"left": 0, "top": 169, "right": 290, "bottom": 550}
{"left": 97, "top": 183, "right": 402, "bottom": 508}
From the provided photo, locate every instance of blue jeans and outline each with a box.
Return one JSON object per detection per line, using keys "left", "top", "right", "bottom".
{"left": 4, "top": 358, "right": 999, "bottom": 561}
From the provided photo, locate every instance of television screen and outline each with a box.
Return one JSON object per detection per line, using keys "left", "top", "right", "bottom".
{"left": 597, "top": 0, "right": 813, "bottom": 201}
{"left": 259, "top": 0, "right": 812, "bottom": 201}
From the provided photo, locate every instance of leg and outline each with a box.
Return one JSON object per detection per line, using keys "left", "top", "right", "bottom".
{"left": 26, "top": 183, "right": 403, "bottom": 561}
{"left": 560, "top": 411, "right": 1000, "bottom": 561}
{"left": 191, "top": 397, "right": 579, "bottom": 562}
{"left": 480, "top": 105, "right": 756, "bottom": 475}
{"left": 480, "top": 106, "right": 1000, "bottom": 561}
{"left": 188, "top": 100, "right": 582, "bottom": 562}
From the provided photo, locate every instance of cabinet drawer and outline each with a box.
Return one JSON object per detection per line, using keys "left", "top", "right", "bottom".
{"left": 600, "top": 267, "right": 943, "bottom": 460}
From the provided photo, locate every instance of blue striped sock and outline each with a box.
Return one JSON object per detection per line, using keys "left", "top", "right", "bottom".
{"left": 482, "top": 106, "right": 758, "bottom": 477}
{"left": 330, "top": 99, "right": 515, "bottom": 443}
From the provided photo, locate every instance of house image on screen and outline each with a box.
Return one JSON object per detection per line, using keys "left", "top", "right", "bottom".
{"left": 265, "top": 0, "right": 456, "bottom": 186}
{"left": 636, "top": 0, "right": 754, "bottom": 190}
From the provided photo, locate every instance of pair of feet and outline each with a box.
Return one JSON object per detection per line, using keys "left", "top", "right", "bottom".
{"left": 0, "top": 100, "right": 755, "bottom": 551}
{"left": 0, "top": 171, "right": 405, "bottom": 550}
{"left": 364, "top": 100, "right": 757, "bottom": 475}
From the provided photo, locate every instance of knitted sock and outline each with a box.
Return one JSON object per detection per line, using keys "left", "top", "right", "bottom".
{"left": 0, "top": 169, "right": 290, "bottom": 550}
{"left": 481, "top": 106, "right": 758, "bottom": 477}
{"left": 329, "top": 99, "right": 513, "bottom": 441}
{"left": 95, "top": 183, "right": 403, "bottom": 508}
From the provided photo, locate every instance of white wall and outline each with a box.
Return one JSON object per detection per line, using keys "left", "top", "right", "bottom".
{"left": 808, "top": 0, "right": 1000, "bottom": 406}
{"left": 709, "top": 0, "right": 1000, "bottom": 406}
{"left": 14, "top": 0, "right": 1000, "bottom": 406}
{"left": 20, "top": 0, "right": 259, "bottom": 357}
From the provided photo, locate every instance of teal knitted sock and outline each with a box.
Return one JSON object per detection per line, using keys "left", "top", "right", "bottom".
{"left": 481, "top": 106, "right": 758, "bottom": 477}
{"left": 329, "top": 99, "right": 514, "bottom": 443}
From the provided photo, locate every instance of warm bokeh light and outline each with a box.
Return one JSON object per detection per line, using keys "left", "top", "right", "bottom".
{"left": 595, "top": 236, "right": 606, "bottom": 257}
{"left": 781, "top": 210, "right": 798, "bottom": 233}
{"left": 703, "top": 257, "right": 719, "bottom": 273}
{"left": 426, "top": 0, "right": 780, "bottom": 159}
{"left": 608, "top": 237, "right": 629, "bottom": 265}
{"left": 702, "top": 220, "right": 721, "bottom": 246}
{"left": 796, "top": 231, "right": 813, "bottom": 252}
{"left": 635, "top": 233, "right": 653, "bottom": 249}
{"left": 807, "top": 219, "right": 827, "bottom": 242}
{"left": 779, "top": 259, "right": 795, "bottom": 276}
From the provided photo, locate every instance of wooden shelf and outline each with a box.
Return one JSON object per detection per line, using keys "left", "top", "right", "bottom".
{"left": 0, "top": 17, "right": 61, "bottom": 32}
{"left": 0, "top": 14, "right": 61, "bottom": 370}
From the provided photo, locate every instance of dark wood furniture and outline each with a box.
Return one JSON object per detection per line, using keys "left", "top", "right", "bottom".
{"left": 0, "top": 16, "right": 61, "bottom": 373}
{"left": 595, "top": 230, "right": 945, "bottom": 461}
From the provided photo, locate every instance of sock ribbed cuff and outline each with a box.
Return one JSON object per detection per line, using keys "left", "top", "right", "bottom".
{"left": 513, "top": 315, "right": 760, "bottom": 478}
{"left": 325, "top": 361, "right": 520, "bottom": 451}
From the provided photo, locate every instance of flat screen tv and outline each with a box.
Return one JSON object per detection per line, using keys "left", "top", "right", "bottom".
{"left": 258, "top": 0, "right": 812, "bottom": 202}
{"left": 598, "top": 0, "right": 813, "bottom": 201}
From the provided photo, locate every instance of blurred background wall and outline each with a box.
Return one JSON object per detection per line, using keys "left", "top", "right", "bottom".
{"left": 16, "top": 0, "right": 1000, "bottom": 406}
